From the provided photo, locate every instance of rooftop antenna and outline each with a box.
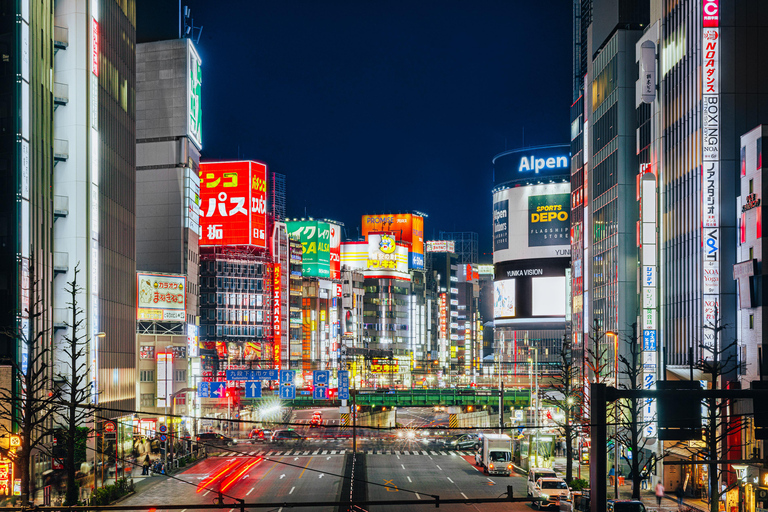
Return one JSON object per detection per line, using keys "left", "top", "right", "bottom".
{"left": 180, "top": 4, "right": 204, "bottom": 44}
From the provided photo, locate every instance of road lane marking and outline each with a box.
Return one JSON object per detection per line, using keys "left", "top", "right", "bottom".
{"left": 487, "top": 477, "right": 495, "bottom": 483}
{"left": 415, "top": 493, "right": 421, "bottom": 500}
{"left": 461, "top": 492, "right": 468, "bottom": 499}
{"left": 289, "top": 486, "right": 295, "bottom": 495}
{"left": 299, "top": 457, "right": 313, "bottom": 479}
{"left": 436, "top": 465, "right": 442, "bottom": 470}
{"left": 246, "top": 488, "right": 254, "bottom": 496}
{"left": 280, "top": 474, "right": 285, "bottom": 479}
{"left": 319, "top": 473, "right": 324, "bottom": 479}
{"left": 407, "top": 476, "right": 412, "bottom": 483}
{"left": 203, "top": 491, "right": 210, "bottom": 497}
{"left": 401, "top": 464, "right": 405, "bottom": 470}
{"left": 396, "top": 453, "right": 400, "bottom": 459}
{"left": 447, "top": 477, "right": 454, "bottom": 483}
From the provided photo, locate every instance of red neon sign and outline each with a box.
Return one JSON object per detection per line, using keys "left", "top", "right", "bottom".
{"left": 91, "top": 19, "right": 99, "bottom": 76}
{"left": 273, "top": 263, "right": 281, "bottom": 369}
{"left": 0, "top": 459, "right": 12, "bottom": 496}
{"left": 199, "top": 161, "right": 267, "bottom": 248}
{"left": 703, "top": 0, "right": 719, "bottom": 27}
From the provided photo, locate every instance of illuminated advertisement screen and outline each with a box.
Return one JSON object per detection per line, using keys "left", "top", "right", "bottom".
{"left": 494, "top": 280, "right": 516, "bottom": 318}
{"left": 493, "top": 258, "right": 569, "bottom": 320}
{"left": 286, "top": 220, "right": 331, "bottom": 278}
{"left": 199, "top": 161, "right": 268, "bottom": 248}
{"left": 137, "top": 273, "right": 186, "bottom": 322}
{"left": 493, "top": 144, "right": 570, "bottom": 187}
{"left": 493, "top": 183, "right": 571, "bottom": 262}
{"left": 362, "top": 213, "right": 424, "bottom": 269}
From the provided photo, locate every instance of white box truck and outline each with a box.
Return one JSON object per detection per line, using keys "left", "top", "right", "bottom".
{"left": 474, "top": 433, "right": 513, "bottom": 476}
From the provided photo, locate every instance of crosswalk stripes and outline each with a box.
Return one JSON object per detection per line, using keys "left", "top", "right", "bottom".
{"left": 219, "top": 448, "right": 477, "bottom": 457}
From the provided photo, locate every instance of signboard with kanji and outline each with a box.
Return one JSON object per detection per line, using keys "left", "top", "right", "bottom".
{"left": 137, "top": 272, "right": 186, "bottom": 322}
{"left": 199, "top": 161, "right": 268, "bottom": 248}
{"left": 0, "top": 458, "right": 13, "bottom": 496}
{"left": 226, "top": 369, "right": 278, "bottom": 381}
{"left": 338, "top": 370, "right": 350, "bottom": 400}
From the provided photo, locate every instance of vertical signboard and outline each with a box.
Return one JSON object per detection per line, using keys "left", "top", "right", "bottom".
{"left": 187, "top": 41, "right": 202, "bottom": 150}
{"left": 157, "top": 352, "right": 173, "bottom": 408}
{"left": 329, "top": 223, "right": 341, "bottom": 280}
{"left": 312, "top": 370, "right": 329, "bottom": 400}
{"left": 338, "top": 370, "right": 350, "bottom": 400}
{"left": 640, "top": 171, "right": 658, "bottom": 438}
{"left": 89, "top": 0, "right": 100, "bottom": 405}
{"left": 273, "top": 263, "right": 282, "bottom": 369}
{"left": 702, "top": 0, "right": 720, "bottom": 355}
{"left": 199, "top": 161, "right": 268, "bottom": 248}
{"left": 279, "top": 370, "right": 296, "bottom": 399}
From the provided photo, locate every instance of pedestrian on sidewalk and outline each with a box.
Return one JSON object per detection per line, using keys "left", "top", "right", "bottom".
{"left": 676, "top": 484, "right": 684, "bottom": 506}
{"left": 609, "top": 465, "right": 616, "bottom": 486}
{"left": 142, "top": 454, "right": 150, "bottom": 476}
{"left": 640, "top": 469, "right": 649, "bottom": 490}
{"left": 655, "top": 480, "right": 665, "bottom": 507}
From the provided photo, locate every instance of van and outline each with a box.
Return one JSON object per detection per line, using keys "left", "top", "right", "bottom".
{"left": 527, "top": 467, "right": 557, "bottom": 496}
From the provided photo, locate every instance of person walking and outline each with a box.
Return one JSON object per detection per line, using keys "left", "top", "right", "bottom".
{"left": 609, "top": 465, "right": 616, "bottom": 486}
{"left": 142, "top": 454, "right": 150, "bottom": 476}
{"left": 640, "top": 469, "right": 649, "bottom": 490}
{"left": 676, "top": 484, "right": 684, "bottom": 506}
{"left": 655, "top": 480, "right": 665, "bottom": 507}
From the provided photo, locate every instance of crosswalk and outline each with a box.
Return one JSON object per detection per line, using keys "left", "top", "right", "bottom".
{"left": 214, "top": 448, "right": 477, "bottom": 457}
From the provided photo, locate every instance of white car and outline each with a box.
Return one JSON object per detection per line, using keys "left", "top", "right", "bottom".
{"left": 531, "top": 477, "right": 570, "bottom": 509}
{"left": 527, "top": 467, "right": 558, "bottom": 496}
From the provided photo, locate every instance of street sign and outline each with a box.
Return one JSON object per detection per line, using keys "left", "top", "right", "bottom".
{"left": 226, "top": 369, "right": 279, "bottom": 381}
{"left": 210, "top": 381, "right": 226, "bottom": 398}
{"left": 245, "top": 381, "right": 262, "bottom": 399}
{"left": 280, "top": 370, "right": 296, "bottom": 400}
{"left": 104, "top": 422, "right": 116, "bottom": 433}
{"left": 313, "top": 370, "right": 329, "bottom": 400}
{"left": 160, "top": 434, "right": 167, "bottom": 442}
{"left": 158, "top": 424, "right": 167, "bottom": 434}
{"left": 197, "top": 382, "right": 210, "bottom": 397}
{"left": 338, "top": 370, "right": 350, "bottom": 400}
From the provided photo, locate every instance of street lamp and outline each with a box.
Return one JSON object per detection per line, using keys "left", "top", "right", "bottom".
{"left": 165, "top": 345, "right": 172, "bottom": 469}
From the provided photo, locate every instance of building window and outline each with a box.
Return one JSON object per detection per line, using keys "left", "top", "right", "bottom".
{"left": 140, "top": 394, "right": 155, "bottom": 407}
{"left": 750, "top": 247, "right": 754, "bottom": 260}
{"left": 175, "top": 370, "right": 187, "bottom": 382}
{"left": 140, "top": 370, "right": 155, "bottom": 382}
{"left": 174, "top": 395, "right": 187, "bottom": 405}
{"left": 749, "top": 314, "right": 754, "bottom": 329}
{"left": 749, "top": 179, "right": 754, "bottom": 194}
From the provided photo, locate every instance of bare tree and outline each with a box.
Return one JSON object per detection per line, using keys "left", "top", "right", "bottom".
{"left": 55, "top": 266, "right": 94, "bottom": 506}
{"left": 543, "top": 335, "right": 580, "bottom": 482}
{"left": 614, "top": 324, "right": 657, "bottom": 500}
{"left": 0, "top": 263, "right": 59, "bottom": 505}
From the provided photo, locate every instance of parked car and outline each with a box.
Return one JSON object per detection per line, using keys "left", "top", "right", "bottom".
{"left": 271, "top": 429, "right": 305, "bottom": 446}
{"left": 527, "top": 467, "right": 558, "bottom": 496}
{"left": 607, "top": 500, "right": 647, "bottom": 512}
{"left": 531, "top": 477, "right": 570, "bottom": 509}
{"left": 196, "top": 432, "right": 234, "bottom": 447}
{"left": 249, "top": 428, "right": 272, "bottom": 443}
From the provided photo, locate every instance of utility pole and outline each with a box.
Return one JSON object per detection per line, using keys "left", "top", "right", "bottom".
{"left": 499, "top": 381, "right": 504, "bottom": 434}
{"left": 352, "top": 389, "right": 357, "bottom": 454}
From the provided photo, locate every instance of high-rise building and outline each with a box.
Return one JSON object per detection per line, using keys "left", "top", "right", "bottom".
{"left": 54, "top": 0, "right": 137, "bottom": 415}
{"left": 492, "top": 145, "right": 571, "bottom": 379}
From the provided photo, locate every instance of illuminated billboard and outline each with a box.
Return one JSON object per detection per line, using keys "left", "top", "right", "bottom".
{"left": 361, "top": 214, "right": 424, "bottom": 269}
{"left": 492, "top": 144, "right": 570, "bottom": 187}
{"left": 340, "top": 236, "right": 410, "bottom": 281}
{"left": 426, "top": 240, "right": 455, "bottom": 253}
{"left": 494, "top": 280, "right": 516, "bottom": 318}
{"left": 137, "top": 273, "right": 186, "bottom": 322}
{"left": 329, "top": 223, "right": 341, "bottom": 280}
{"left": 199, "top": 161, "right": 268, "bottom": 248}
{"left": 493, "top": 259, "right": 569, "bottom": 320}
{"left": 492, "top": 183, "right": 571, "bottom": 263}
{"left": 187, "top": 40, "right": 202, "bottom": 150}
{"left": 286, "top": 220, "right": 331, "bottom": 278}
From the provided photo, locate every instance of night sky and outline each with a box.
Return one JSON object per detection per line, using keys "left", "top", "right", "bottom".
{"left": 137, "top": 1, "right": 573, "bottom": 259}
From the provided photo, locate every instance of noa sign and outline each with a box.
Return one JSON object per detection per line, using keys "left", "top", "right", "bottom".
{"left": 703, "top": 0, "right": 719, "bottom": 27}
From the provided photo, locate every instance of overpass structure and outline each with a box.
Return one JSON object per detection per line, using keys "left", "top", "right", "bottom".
{"left": 258, "top": 388, "right": 532, "bottom": 408}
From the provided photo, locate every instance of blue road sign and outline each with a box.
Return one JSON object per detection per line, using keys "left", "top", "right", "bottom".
{"left": 245, "top": 381, "right": 262, "bottom": 399}
{"left": 210, "top": 381, "right": 226, "bottom": 398}
{"left": 160, "top": 434, "right": 167, "bottom": 442}
{"left": 197, "top": 382, "right": 210, "bottom": 398}
{"left": 338, "top": 370, "right": 350, "bottom": 400}
{"left": 313, "top": 370, "right": 330, "bottom": 400}
{"left": 279, "top": 370, "right": 296, "bottom": 400}
{"left": 226, "top": 369, "right": 279, "bottom": 381}
{"left": 280, "top": 383, "right": 296, "bottom": 400}
{"left": 159, "top": 424, "right": 167, "bottom": 433}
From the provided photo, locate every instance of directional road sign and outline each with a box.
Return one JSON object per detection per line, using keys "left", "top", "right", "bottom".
{"left": 197, "top": 382, "right": 210, "bottom": 398}
{"left": 245, "top": 381, "right": 262, "bottom": 399}
{"left": 280, "top": 370, "right": 296, "bottom": 400}
{"left": 210, "top": 381, "right": 226, "bottom": 398}
{"left": 226, "top": 369, "right": 279, "bottom": 381}
{"left": 338, "top": 370, "right": 350, "bottom": 400}
{"left": 313, "top": 370, "right": 330, "bottom": 400}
